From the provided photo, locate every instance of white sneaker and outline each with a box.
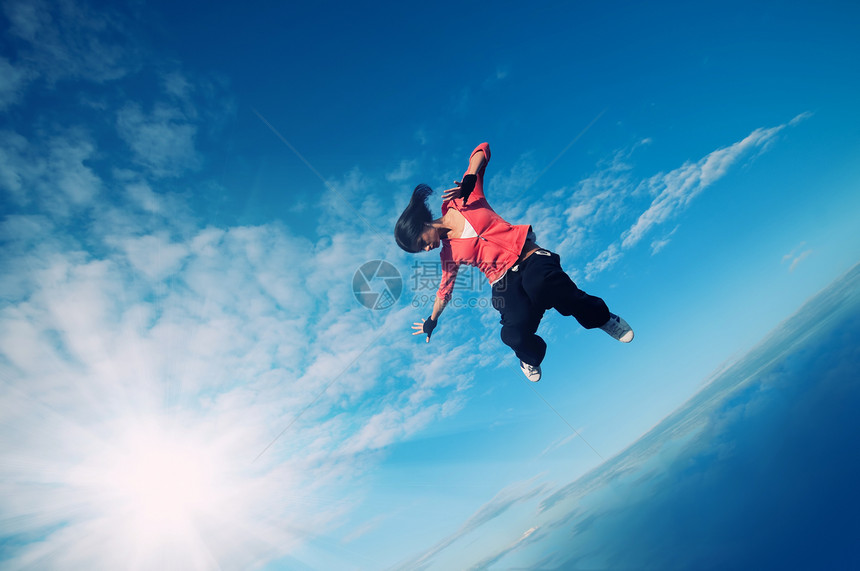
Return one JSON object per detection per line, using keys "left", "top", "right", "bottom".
{"left": 600, "top": 313, "right": 634, "bottom": 343}
{"left": 520, "top": 360, "right": 542, "bottom": 382}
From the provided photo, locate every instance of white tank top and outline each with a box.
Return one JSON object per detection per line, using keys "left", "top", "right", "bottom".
{"left": 460, "top": 218, "right": 478, "bottom": 239}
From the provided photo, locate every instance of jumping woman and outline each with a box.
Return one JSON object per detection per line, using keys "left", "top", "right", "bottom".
{"left": 395, "top": 142, "right": 633, "bottom": 382}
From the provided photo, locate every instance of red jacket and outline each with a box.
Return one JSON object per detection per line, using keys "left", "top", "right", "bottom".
{"left": 437, "top": 143, "right": 531, "bottom": 301}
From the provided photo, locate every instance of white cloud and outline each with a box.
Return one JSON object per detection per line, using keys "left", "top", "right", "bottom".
{"left": 482, "top": 65, "right": 510, "bottom": 88}
{"left": 393, "top": 478, "right": 550, "bottom": 570}
{"left": 3, "top": 0, "right": 132, "bottom": 84}
{"left": 567, "top": 117, "right": 806, "bottom": 279}
{"left": 540, "top": 433, "right": 578, "bottom": 457}
{"left": 342, "top": 401, "right": 438, "bottom": 453}
{"left": 0, "top": 57, "right": 31, "bottom": 109}
{"left": 117, "top": 232, "right": 191, "bottom": 281}
{"left": 487, "top": 118, "right": 803, "bottom": 282}
{"left": 49, "top": 134, "right": 102, "bottom": 206}
{"left": 163, "top": 71, "right": 193, "bottom": 102}
{"left": 125, "top": 181, "right": 162, "bottom": 213}
{"left": 782, "top": 241, "right": 813, "bottom": 272}
{"left": 0, "top": 128, "right": 101, "bottom": 215}
{"left": 790, "top": 111, "right": 814, "bottom": 126}
{"left": 0, "top": 130, "right": 31, "bottom": 201}
{"left": 789, "top": 251, "right": 812, "bottom": 272}
{"left": 386, "top": 159, "right": 418, "bottom": 183}
{"left": 488, "top": 143, "right": 640, "bottom": 269}
{"left": 650, "top": 226, "right": 679, "bottom": 255}
{"left": 466, "top": 525, "right": 543, "bottom": 571}
{"left": 558, "top": 149, "right": 637, "bottom": 256}
{"left": 585, "top": 243, "right": 622, "bottom": 281}
{"left": 117, "top": 103, "right": 200, "bottom": 177}
{"left": 621, "top": 123, "right": 788, "bottom": 251}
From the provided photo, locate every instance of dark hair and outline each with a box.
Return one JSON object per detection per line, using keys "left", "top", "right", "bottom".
{"left": 395, "top": 184, "right": 434, "bottom": 253}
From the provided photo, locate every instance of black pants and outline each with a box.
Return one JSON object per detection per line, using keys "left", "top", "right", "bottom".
{"left": 491, "top": 249, "right": 610, "bottom": 366}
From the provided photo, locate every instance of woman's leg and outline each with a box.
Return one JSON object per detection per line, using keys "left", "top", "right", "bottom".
{"left": 492, "top": 270, "right": 547, "bottom": 366}
{"left": 520, "top": 250, "right": 610, "bottom": 329}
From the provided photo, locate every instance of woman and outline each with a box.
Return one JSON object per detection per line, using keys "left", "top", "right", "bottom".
{"left": 394, "top": 142, "right": 633, "bottom": 382}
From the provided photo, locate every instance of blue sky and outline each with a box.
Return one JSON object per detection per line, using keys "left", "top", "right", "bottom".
{"left": 1, "top": 0, "right": 859, "bottom": 569}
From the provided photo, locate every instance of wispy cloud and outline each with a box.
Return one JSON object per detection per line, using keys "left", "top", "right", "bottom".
{"left": 386, "top": 158, "right": 419, "bottom": 183}
{"left": 482, "top": 65, "right": 510, "bottom": 88}
{"left": 584, "top": 243, "right": 622, "bottom": 281}
{"left": 650, "top": 225, "right": 679, "bottom": 255}
{"left": 621, "top": 123, "right": 789, "bottom": 250}
{"left": 490, "top": 117, "right": 806, "bottom": 282}
{"left": 0, "top": 57, "right": 30, "bottom": 109}
{"left": 490, "top": 139, "right": 643, "bottom": 279}
{"left": 3, "top": 0, "right": 134, "bottom": 84}
{"left": 116, "top": 102, "right": 200, "bottom": 177}
{"left": 782, "top": 241, "right": 813, "bottom": 272}
{"left": 0, "top": 128, "right": 101, "bottom": 216}
{"left": 394, "top": 478, "right": 549, "bottom": 570}
{"left": 583, "top": 115, "right": 809, "bottom": 279}
{"left": 466, "top": 525, "right": 543, "bottom": 571}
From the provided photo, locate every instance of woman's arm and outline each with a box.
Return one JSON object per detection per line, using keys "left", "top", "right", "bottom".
{"left": 429, "top": 295, "right": 448, "bottom": 321}
{"left": 466, "top": 149, "right": 487, "bottom": 175}
{"left": 442, "top": 145, "right": 490, "bottom": 202}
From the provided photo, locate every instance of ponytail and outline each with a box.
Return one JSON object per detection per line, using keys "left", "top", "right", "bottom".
{"left": 394, "top": 184, "right": 434, "bottom": 253}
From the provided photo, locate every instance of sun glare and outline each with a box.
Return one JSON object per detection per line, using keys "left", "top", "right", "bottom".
{"left": 106, "top": 428, "right": 215, "bottom": 531}
{"left": 45, "top": 412, "right": 303, "bottom": 569}
{"left": 80, "top": 416, "right": 236, "bottom": 559}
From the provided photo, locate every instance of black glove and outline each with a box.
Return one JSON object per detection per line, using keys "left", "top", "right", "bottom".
{"left": 423, "top": 316, "right": 438, "bottom": 337}
{"left": 459, "top": 174, "right": 477, "bottom": 204}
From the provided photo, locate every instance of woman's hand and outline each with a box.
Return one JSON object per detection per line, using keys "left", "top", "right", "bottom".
{"left": 411, "top": 316, "right": 437, "bottom": 343}
{"left": 441, "top": 174, "right": 477, "bottom": 203}
{"left": 441, "top": 181, "right": 464, "bottom": 203}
